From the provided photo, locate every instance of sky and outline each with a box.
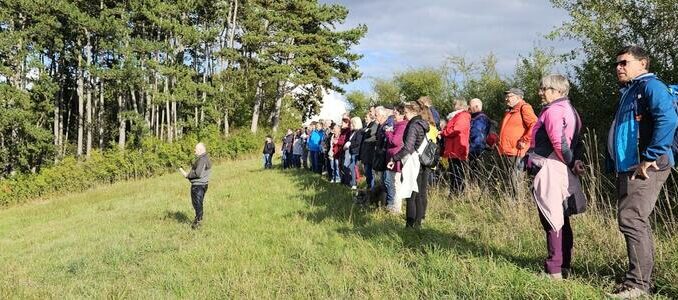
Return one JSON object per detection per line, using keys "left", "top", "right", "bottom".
{"left": 312, "top": 0, "right": 579, "bottom": 121}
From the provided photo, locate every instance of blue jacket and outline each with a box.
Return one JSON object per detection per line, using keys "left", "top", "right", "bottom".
{"left": 469, "top": 112, "right": 490, "bottom": 157}
{"left": 430, "top": 107, "right": 441, "bottom": 129}
{"left": 608, "top": 73, "right": 678, "bottom": 172}
{"left": 308, "top": 129, "right": 325, "bottom": 152}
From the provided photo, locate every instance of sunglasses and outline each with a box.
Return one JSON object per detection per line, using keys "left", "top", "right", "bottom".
{"left": 614, "top": 59, "right": 639, "bottom": 67}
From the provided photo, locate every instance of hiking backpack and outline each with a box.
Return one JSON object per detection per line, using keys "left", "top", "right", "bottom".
{"left": 669, "top": 85, "right": 678, "bottom": 157}
{"left": 485, "top": 119, "right": 499, "bottom": 149}
{"left": 635, "top": 81, "right": 678, "bottom": 159}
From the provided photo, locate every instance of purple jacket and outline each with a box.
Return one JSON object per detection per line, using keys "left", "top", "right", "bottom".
{"left": 385, "top": 119, "right": 408, "bottom": 172}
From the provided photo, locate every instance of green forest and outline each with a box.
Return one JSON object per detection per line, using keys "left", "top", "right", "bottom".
{"left": 1, "top": 0, "right": 678, "bottom": 195}
{"left": 0, "top": 0, "right": 365, "bottom": 177}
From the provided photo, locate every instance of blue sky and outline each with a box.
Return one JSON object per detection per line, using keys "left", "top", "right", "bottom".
{"left": 320, "top": 0, "right": 579, "bottom": 94}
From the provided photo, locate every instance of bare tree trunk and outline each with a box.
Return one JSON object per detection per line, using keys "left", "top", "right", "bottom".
{"left": 271, "top": 80, "right": 286, "bottom": 133}
{"left": 118, "top": 92, "right": 126, "bottom": 150}
{"left": 145, "top": 89, "right": 152, "bottom": 127}
{"left": 53, "top": 56, "right": 61, "bottom": 154}
{"left": 98, "top": 80, "right": 105, "bottom": 149}
{"left": 160, "top": 105, "right": 165, "bottom": 141}
{"left": 64, "top": 96, "right": 72, "bottom": 156}
{"left": 165, "top": 100, "right": 171, "bottom": 142}
{"left": 85, "top": 35, "right": 93, "bottom": 157}
{"left": 164, "top": 76, "right": 172, "bottom": 143}
{"left": 224, "top": 111, "right": 229, "bottom": 136}
{"left": 76, "top": 39, "right": 84, "bottom": 157}
{"left": 172, "top": 100, "right": 178, "bottom": 140}
{"left": 201, "top": 42, "right": 209, "bottom": 124}
{"left": 86, "top": 78, "right": 92, "bottom": 157}
{"left": 250, "top": 79, "right": 264, "bottom": 133}
{"left": 130, "top": 87, "right": 138, "bottom": 114}
{"left": 154, "top": 105, "right": 159, "bottom": 138}
{"left": 271, "top": 45, "right": 294, "bottom": 133}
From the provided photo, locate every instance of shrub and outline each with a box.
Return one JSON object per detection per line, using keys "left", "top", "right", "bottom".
{"left": 0, "top": 128, "right": 266, "bottom": 207}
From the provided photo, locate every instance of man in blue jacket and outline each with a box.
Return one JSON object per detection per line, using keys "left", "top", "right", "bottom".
{"left": 468, "top": 98, "right": 491, "bottom": 159}
{"left": 468, "top": 98, "right": 491, "bottom": 183}
{"left": 607, "top": 46, "right": 678, "bottom": 298}
{"left": 307, "top": 121, "right": 325, "bottom": 173}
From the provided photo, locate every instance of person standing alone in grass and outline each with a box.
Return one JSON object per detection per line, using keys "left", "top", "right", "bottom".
{"left": 179, "top": 142, "right": 212, "bottom": 229}
{"left": 262, "top": 135, "right": 275, "bottom": 169}
{"left": 607, "top": 45, "right": 678, "bottom": 298}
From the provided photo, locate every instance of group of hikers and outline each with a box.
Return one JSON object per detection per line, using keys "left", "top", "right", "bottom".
{"left": 257, "top": 46, "right": 678, "bottom": 299}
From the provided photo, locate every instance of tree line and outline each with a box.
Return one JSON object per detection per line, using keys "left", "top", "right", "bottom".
{"left": 0, "top": 0, "right": 366, "bottom": 176}
{"left": 2, "top": 0, "right": 677, "bottom": 179}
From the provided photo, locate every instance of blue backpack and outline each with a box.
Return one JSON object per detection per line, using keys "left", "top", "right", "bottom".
{"left": 634, "top": 82, "right": 678, "bottom": 160}
{"left": 669, "top": 85, "right": 678, "bottom": 157}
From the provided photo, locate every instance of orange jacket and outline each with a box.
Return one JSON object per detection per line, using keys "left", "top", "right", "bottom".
{"left": 498, "top": 101, "right": 537, "bottom": 157}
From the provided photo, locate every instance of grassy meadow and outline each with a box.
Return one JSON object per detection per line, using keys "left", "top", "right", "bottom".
{"left": 1, "top": 157, "right": 677, "bottom": 299}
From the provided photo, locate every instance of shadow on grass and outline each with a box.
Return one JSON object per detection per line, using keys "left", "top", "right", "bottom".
{"left": 164, "top": 210, "right": 191, "bottom": 224}
{"left": 284, "top": 166, "right": 678, "bottom": 298}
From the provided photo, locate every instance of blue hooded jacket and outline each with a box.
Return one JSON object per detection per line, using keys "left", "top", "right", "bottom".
{"left": 608, "top": 73, "right": 678, "bottom": 172}
{"left": 469, "top": 112, "right": 490, "bottom": 157}
{"left": 308, "top": 129, "right": 325, "bottom": 152}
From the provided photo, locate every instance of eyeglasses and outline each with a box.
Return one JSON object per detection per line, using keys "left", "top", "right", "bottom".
{"left": 614, "top": 59, "right": 639, "bottom": 67}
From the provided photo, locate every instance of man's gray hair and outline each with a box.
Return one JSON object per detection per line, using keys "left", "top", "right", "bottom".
{"left": 469, "top": 98, "right": 483, "bottom": 111}
{"left": 540, "top": 74, "right": 570, "bottom": 96}
{"left": 196, "top": 142, "right": 206, "bottom": 153}
{"left": 375, "top": 105, "right": 392, "bottom": 117}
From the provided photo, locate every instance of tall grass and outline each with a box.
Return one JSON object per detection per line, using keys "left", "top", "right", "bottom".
{"left": 428, "top": 131, "right": 678, "bottom": 297}
{"left": 0, "top": 149, "right": 676, "bottom": 298}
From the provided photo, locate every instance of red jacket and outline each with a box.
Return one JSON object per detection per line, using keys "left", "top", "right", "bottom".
{"left": 441, "top": 110, "right": 471, "bottom": 160}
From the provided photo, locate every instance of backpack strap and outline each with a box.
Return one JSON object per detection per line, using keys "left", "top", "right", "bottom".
{"left": 567, "top": 103, "right": 584, "bottom": 165}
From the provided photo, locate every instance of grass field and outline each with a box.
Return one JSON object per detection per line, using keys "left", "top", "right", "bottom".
{"left": 1, "top": 158, "right": 676, "bottom": 299}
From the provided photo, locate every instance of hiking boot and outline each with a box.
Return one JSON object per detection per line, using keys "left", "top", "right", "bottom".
{"left": 607, "top": 283, "right": 649, "bottom": 299}
{"left": 191, "top": 220, "right": 202, "bottom": 230}
{"left": 561, "top": 267, "right": 571, "bottom": 279}
{"left": 541, "top": 272, "right": 562, "bottom": 280}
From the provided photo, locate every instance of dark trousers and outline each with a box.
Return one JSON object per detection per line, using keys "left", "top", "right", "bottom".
{"left": 326, "top": 155, "right": 334, "bottom": 180}
{"left": 538, "top": 210, "right": 573, "bottom": 274}
{"left": 191, "top": 184, "right": 208, "bottom": 222}
{"left": 292, "top": 154, "right": 302, "bottom": 168}
{"left": 310, "top": 151, "right": 321, "bottom": 173}
{"left": 363, "top": 163, "right": 374, "bottom": 189}
{"left": 301, "top": 150, "right": 308, "bottom": 169}
{"left": 448, "top": 158, "right": 466, "bottom": 194}
{"left": 282, "top": 150, "right": 291, "bottom": 169}
{"left": 617, "top": 168, "right": 670, "bottom": 291}
{"left": 406, "top": 168, "right": 429, "bottom": 227}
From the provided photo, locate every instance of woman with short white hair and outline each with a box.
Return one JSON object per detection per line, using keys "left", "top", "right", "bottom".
{"left": 528, "top": 74, "right": 587, "bottom": 279}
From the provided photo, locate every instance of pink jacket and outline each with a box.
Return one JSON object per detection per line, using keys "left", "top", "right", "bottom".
{"left": 530, "top": 98, "right": 580, "bottom": 164}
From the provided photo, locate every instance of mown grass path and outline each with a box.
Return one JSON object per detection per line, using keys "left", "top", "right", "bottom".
{"left": 1, "top": 158, "right": 676, "bottom": 299}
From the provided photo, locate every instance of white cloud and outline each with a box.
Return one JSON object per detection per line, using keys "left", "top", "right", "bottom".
{"left": 308, "top": 89, "right": 350, "bottom": 124}
{"left": 320, "top": 0, "right": 579, "bottom": 93}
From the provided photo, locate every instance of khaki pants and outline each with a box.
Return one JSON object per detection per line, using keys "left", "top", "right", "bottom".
{"left": 616, "top": 168, "right": 670, "bottom": 291}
